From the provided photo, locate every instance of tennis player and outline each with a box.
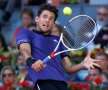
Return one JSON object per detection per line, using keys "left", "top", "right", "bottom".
{"left": 16, "top": 4, "right": 101, "bottom": 90}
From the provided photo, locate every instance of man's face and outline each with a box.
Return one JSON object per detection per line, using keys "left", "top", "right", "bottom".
{"left": 22, "top": 14, "right": 33, "bottom": 27}
{"left": 17, "top": 55, "right": 25, "bottom": 65}
{"left": 3, "top": 69, "right": 15, "bottom": 84}
{"left": 17, "top": 55, "right": 26, "bottom": 70}
{"left": 88, "top": 68, "right": 101, "bottom": 82}
{"left": 95, "top": 55, "right": 108, "bottom": 71}
{"left": 51, "top": 25, "right": 61, "bottom": 36}
{"left": 35, "top": 10, "right": 55, "bottom": 33}
{"left": 97, "top": 7, "right": 108, "bottom": 22}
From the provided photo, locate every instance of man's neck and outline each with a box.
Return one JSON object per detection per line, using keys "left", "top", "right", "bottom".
{"left": 35, "top": 27, "right": 50, "bottom": 35}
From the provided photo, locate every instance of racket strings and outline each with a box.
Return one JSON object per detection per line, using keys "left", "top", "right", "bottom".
{"left": 63, "top": 15, "right": 96, "bottom": 49}
{"left": 63, "top": 36, "right": 72, "bottom": 48}
{"left": 73, "top": 17, "right": 94, "bottom": 47}
{"left": 81, "top": 17, "right": 95, "bottom": 33}
{"left": 80, "top": 17, "right": 95, "bottom": 41}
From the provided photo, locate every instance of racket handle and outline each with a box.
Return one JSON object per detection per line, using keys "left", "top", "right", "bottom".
{"left": 43, "top": 56, "right": 51, "bottom": 64}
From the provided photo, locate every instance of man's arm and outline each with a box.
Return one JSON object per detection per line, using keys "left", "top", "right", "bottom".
{"left": 62, "top": 52, "right": 101, "bottom": 74}
{"left": 19, "top": 43, "right": 44, "bottom": 72}
{"left": 19, "top": 43, "right": 31, "bottom": 60}
{"left": 62, "top": 56, "right": 83, "bottom": 74}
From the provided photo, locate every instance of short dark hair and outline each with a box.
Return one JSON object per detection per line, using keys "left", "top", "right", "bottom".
{"left": 38, "top": 3, "right": 58, "bottom": 21}
{"left": 54, "top": 23, "right": 63, "bottom": 33}
{"left": 21, "top": 8, "right": 34, "bottom": 19}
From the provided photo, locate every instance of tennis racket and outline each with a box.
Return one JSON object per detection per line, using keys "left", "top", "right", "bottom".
{"left": 43, "top": 15, "right": 98, "bottom": 63}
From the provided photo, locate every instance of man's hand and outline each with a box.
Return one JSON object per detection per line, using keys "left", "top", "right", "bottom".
{"left": 82, "top": 52, "right": 101, "bottom": 70}
{"left": 31, "top": 60, "right": 46, "bottom": 72}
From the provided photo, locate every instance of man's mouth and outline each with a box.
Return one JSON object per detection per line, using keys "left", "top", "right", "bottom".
{"left": 43, "top": 24, "right": 49, "bottom": 28}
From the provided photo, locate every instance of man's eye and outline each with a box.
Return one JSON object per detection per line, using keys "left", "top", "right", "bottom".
{"left": 43, "top": 15, "right": 47, "bottom": 18}
{"left": 50, "top": 17, "right": 54, "bottom": 21}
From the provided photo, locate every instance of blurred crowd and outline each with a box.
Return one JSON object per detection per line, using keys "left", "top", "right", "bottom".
{"left": 0, "top": 0, "right": 108, "bottom": 90}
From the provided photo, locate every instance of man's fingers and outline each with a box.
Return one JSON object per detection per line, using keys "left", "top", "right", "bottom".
{"left": 32, "top": 60, "right": 45, "bottom": 72}
{"left": 93, "top": 59, "right": 102, "bottom": 62}
{"left": 32, "top": 64, "right": 38, "bottom": 72}
{"left": 93, "top": 63, "right": 101, "bottom": 68}
{"left": 90, "top": 64, "right": 94, "bottom": 69}
{"left": 38, "top": 60, "right": 44, "bottom": 68}
{"left": 36, "top": 62, "right": 42, "bottom": 71}
{"left": 33, "top": 63, "right": 39, "bottom": 72}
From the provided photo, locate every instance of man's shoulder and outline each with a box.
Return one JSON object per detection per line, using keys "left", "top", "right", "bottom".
{"left": 19, "top": 28, "right": 32, "bottom": 33}
{"left": 17, "top": 28, "right": 34, "bottom": 36}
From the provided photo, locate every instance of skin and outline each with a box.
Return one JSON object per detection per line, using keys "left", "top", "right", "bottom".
{"left": 10, "top": 13, "right": 33, "bottom": 48}
{"left": 17, "top": 55, "right": 25, "bottom": 65}
{"left": 88, "top": 68, "right": 102, "bottom": 84}
{"left": 3, "top": 69, "right": 15, "bottom": 84}
{"left": 95, "top": 55, "right": 108, "bottom": 73}
{"left": 97, "top": 7, "right": 108, "bottom": 22}
{"left": 51, "top": 24, "right": 61, "bottom": 36}
{"left": 35, "top": 10, "right": 55, "bottom": 33}
{"left": 22, "top": 13, "right": 33, "bottom": 27}
{"left": 19, "top": 10, "right": 101, "bottom": 73}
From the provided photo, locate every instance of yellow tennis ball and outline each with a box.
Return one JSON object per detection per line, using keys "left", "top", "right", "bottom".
{"left": 63, "top": 7, "right": 72, "bottom": 16}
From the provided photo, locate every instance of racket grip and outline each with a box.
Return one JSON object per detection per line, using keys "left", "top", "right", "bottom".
{"left": 43, "top": 56, "right": 51, "bottom": 64}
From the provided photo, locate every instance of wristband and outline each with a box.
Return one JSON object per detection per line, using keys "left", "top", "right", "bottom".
{"left": 26, "top": 57, "right": 35, "bottom": 67}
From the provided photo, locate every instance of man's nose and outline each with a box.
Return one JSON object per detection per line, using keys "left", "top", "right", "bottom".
{"left": 45, "top": 18, "right": 50, "bottom": 22}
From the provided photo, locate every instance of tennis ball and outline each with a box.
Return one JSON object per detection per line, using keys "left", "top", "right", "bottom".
{"left": 63, "top": 7, "right": 72, "bottom": 16}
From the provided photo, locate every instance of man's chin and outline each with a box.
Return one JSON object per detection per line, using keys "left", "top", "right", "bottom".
{"left": 41, "top": 29, "right": 50, "bottom": 34}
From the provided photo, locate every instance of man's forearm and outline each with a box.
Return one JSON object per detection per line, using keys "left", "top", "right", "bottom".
{"left": 19, "top": 43, "right": 31, "bottom": 61}
{"left": 68, "top": 62, "right": 83, "bottom": 74}
{"left": 62, "top": 56, "right": 84, "bottom": 74}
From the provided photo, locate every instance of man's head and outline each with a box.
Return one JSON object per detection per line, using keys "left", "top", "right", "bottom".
{"left": 51, "top": 23, "right": 62, "bottom": 36}
{"left": 97, "top": 6, "right": 108, "bottom": 22}
{"left": 88, "top": 66, "right": 102, "bottom": 82}
{"left": 95, "top": 52, "right": 108, "bottom": 73}
{"left": 21, "top": 8, "right": 34, "bottom": 27}
{"left": 1, "top": 66, "right": 15, "bottom": 84}
{"left": 35, "top": 4, "right": 58, "bottom": 33}
{"left": 17, "top": 54, "right": 26, "bottom": 71}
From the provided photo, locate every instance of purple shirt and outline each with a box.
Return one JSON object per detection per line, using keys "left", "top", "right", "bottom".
{"left": 16, "top": 29, "right": 68, "bottom": 84}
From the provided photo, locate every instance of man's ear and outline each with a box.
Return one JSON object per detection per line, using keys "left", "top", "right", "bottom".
{"left": 35, "top": 16, "right": 39, "bottom": 23}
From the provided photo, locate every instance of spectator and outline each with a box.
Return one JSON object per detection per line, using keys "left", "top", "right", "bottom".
{"left": 16, "top": 54, "right": 28, "bottom": 82}
{"left": 28, "top": 23, "right": 36, "bottom": 31}
{"left": 23, "top": 0, "right": 46, "bottom": 6}
{"left": 87, "top": 6, "right": 108, "bottom": 49}
{"left": 101, "top": 72, "right": 108, "bottom": 88}
{"left": 102, "top": 72, "right": 108, "bottom": 82}
{"left": 0, "top": 66, "right": 20, "bottom": 90}
{"left": 51, "top": 23, "right": 62, "bottom": 36}
{"left": 95, "top": 52, "right": 108, "bottom": 73}
{"left": 88, "top": 66, "right": 102, "bottom": 85}
{"left": 0, "top": 0, "right": 19, "bottom": 33}
{"left": 10, "top": 8, "right": 34, "bottom": 48}
{"left": 94, "top": 25, "right": 108, "bottom": 47}
{"left": 96, "top": 6, "right": 108, "bottom": 32}
{"left": 0, "top": 33, "right": 8, "bottom": 52}
{"left": 0, "top": 34, "right": 12, "bottom": 71}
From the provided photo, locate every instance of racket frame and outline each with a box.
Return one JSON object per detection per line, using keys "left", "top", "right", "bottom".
{"left": 43, "top": 15, "right": 98, "bottom": 63}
